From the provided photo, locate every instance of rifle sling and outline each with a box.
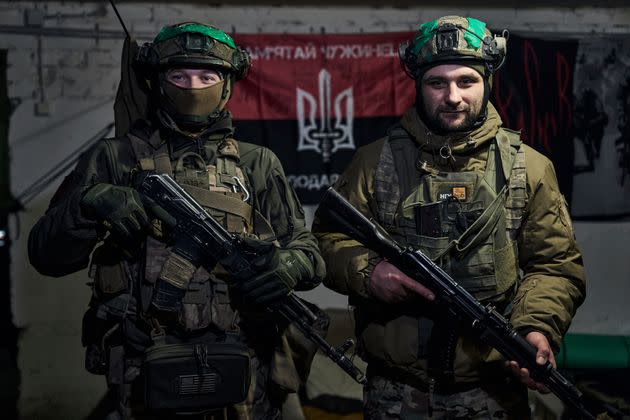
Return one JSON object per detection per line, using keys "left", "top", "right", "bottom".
{"left": 181, "top": 184, "right": 253, "bottom": 221}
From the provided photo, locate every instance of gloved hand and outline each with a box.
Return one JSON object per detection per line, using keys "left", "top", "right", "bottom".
{"left": 80, "top": 183, "right": 149, "bottom": 242}
{"left": 231, "top": 238, "right": 315, "bottom": 306}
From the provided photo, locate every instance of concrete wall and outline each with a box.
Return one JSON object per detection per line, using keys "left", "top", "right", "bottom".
{"left": 2, "top": 2, "right": 630, "bottom": 418}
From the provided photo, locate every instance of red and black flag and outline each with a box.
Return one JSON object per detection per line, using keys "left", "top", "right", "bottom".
{"left": 231, "top": 33, "right": 577, "bottom": 205}
{"left": 231, "top": 33, "right": 414, "bottom": 204}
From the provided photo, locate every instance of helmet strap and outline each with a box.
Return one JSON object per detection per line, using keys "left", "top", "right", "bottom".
{"left": 476, "top": 72, "right": 492, "bottom": 125}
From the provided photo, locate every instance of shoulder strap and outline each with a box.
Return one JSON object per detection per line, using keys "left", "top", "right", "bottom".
{"left": 215, "top": 137, "right": 242, "bottom": 191}
{"left": 506, "top": 147, "right": 527, "bottom": 239}
{"left": 215, "top": 138, "right": 277, "bottom": 239}
{"left": 373, "top": 125, "right": 417, "bottom": 226}
{"left": 496, "top": 128, "right": 527, "bottom": 240}
{"left": 127, "top": 129, "right": 173, "bottom": 176}
{"left": 495, "top": 128, "right": 521, "bottom": 181}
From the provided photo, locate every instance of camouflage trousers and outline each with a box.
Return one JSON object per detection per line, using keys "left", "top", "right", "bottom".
{"left": 363, "top": 375, "right": 530, "bottom": 420}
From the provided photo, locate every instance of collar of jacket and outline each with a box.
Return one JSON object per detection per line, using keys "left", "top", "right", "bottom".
{"left": 400, "top": 102, "right": 503, "bottom": 155}
{"left": 155, "top": 109, "right": 235, "bottom": 154}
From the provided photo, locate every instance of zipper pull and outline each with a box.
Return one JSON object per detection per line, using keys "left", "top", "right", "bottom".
{"left": 195, "top": 344, "right": 209, "bottom": 369}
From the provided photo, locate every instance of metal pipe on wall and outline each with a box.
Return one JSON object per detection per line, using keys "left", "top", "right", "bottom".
{"left": 0, "top": 49, "right": 20, "bottom": 420}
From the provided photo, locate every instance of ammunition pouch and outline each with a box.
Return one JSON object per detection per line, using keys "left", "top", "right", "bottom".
{"left": 142, "top": 331, "right": 250, "bottom": 414}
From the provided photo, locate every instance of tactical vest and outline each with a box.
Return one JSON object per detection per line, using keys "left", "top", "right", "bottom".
{"left": 357, "top": 125, "right": 526, "bottom": 384}
{"left": 85, "top": 130, "right": 277, "bottom": 338}
{"left": 375, "top": 125, "right": 525, "bottom": 298}
{"left": 126, "top": 130, "right": 279, "bottom": 333}
{"left": 85, "top": 130, "right": 309, "bottom": 404}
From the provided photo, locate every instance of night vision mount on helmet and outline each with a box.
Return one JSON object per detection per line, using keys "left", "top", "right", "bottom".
{"left": 134, "top": 22, "right": 251, "bottom": 81}
{"left": 399, "top": 16, "right": 508, "bottom": 80}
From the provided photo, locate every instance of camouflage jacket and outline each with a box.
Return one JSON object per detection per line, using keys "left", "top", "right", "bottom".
{"left": 28, "top": 117, "right": 325, "bottom": 313}
{"left": 313, "top": 103, "right": 586, "bottom": 384}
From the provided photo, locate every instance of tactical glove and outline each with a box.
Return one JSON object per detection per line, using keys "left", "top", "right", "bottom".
{"left": 231, "top": 239, "right": 315, "bottom": 306}
{"left": 80, "top": 183, "right": 149, "bottom": 242}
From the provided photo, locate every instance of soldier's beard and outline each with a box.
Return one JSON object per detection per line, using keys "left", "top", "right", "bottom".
{"left": 424, "top": 102, "right": 483, "bottom": 134}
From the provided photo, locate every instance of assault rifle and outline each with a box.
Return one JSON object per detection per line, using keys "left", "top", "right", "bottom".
{"left": 137, "top": 173, "right": 367, "bottom": 385}
{"left": 316, "top": 187, "right": 602, "bottom": 420}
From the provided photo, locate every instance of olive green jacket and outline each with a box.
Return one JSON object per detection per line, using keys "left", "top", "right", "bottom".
{"left": 313, "top": 103, "right": 585, "bottom": 382}
{"left": 29, "top": 120, "right": 325, "bottom": 287}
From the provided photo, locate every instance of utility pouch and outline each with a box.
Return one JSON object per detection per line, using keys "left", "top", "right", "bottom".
{"left": 142, "top": 332, "right": 250, "bottom": 414}
{"left": 90, "top": 243, "right": 129, "bottom": 299}
{"left": 415, "top": 201, "right": 443, "bottom": 237}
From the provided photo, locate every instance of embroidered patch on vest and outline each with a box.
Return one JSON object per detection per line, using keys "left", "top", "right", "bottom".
{"left": 430, "top": 181, "right": 475, "bottom": 202}
{"left": 452, "top": 187, "right": 466, "bottom": 201}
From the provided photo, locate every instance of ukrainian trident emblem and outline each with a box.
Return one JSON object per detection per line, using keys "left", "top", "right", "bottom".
{"left": 296, "top": 69, "right": 355, "bottom": 163}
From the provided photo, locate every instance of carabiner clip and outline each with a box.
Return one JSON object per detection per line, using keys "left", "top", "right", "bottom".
{"left": 231, "top": 176, "right": 250, "bottom": 202}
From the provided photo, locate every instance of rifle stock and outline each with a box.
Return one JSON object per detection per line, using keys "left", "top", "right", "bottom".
{"left": 317, "top": 187, "right": 601, "bottom": 420}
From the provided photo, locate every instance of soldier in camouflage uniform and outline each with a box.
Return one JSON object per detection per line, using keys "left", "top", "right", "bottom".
{"left": 29, "top": 22, "right": 324, "bottom": 419}
{"left": 313, "top": 16, "right": 586, "bottom": 419}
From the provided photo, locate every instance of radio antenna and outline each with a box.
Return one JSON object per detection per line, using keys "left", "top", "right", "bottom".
{"left": 109, "top": 0, "right": 130, "bottom": 38}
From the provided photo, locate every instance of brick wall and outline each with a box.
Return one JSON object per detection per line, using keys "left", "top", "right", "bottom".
{"left": 1, "top": 3, "right": 629, "bottom": 107}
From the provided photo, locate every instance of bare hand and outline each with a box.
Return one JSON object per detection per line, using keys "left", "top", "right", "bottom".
{"left": 368, "top": 260, "right": 435, "bottom": 303}
{"left": 506, "top": 331, "right": 555, "bottom": 394}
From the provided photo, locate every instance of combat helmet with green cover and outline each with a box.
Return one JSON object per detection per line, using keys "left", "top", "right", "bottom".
{"left": 136, "top": 22, "right": 250, "bottom": 81}
{"left": 134, "top": 22, "right": 251, "bottom": 128}
{"left": 399, "top": 16, "right": 509, "bottom": 132}
{"left": 399, "top": 16, "right": 507, "bottom": 80}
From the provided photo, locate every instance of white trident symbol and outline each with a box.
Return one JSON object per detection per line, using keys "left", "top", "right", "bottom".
{"left": 296, "top": 69, "right": 355, "bottom": 163}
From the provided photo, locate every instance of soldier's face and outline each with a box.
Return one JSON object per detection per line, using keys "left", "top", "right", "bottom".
{"left": 419, "top": 64, "right": 485, "bottom": 133}
{"left": 165, "top": 68, "right": 222, "bottom": 89}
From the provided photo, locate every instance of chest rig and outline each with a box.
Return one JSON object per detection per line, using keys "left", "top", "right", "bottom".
{"left": 375, "top": 125, "right": 525, "bottom": 301}
{"left": 364, "top": 125, "right": 526, "bottom": 384}
{"left": 127, "top": 130, "right": 274, "bottom": 333}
